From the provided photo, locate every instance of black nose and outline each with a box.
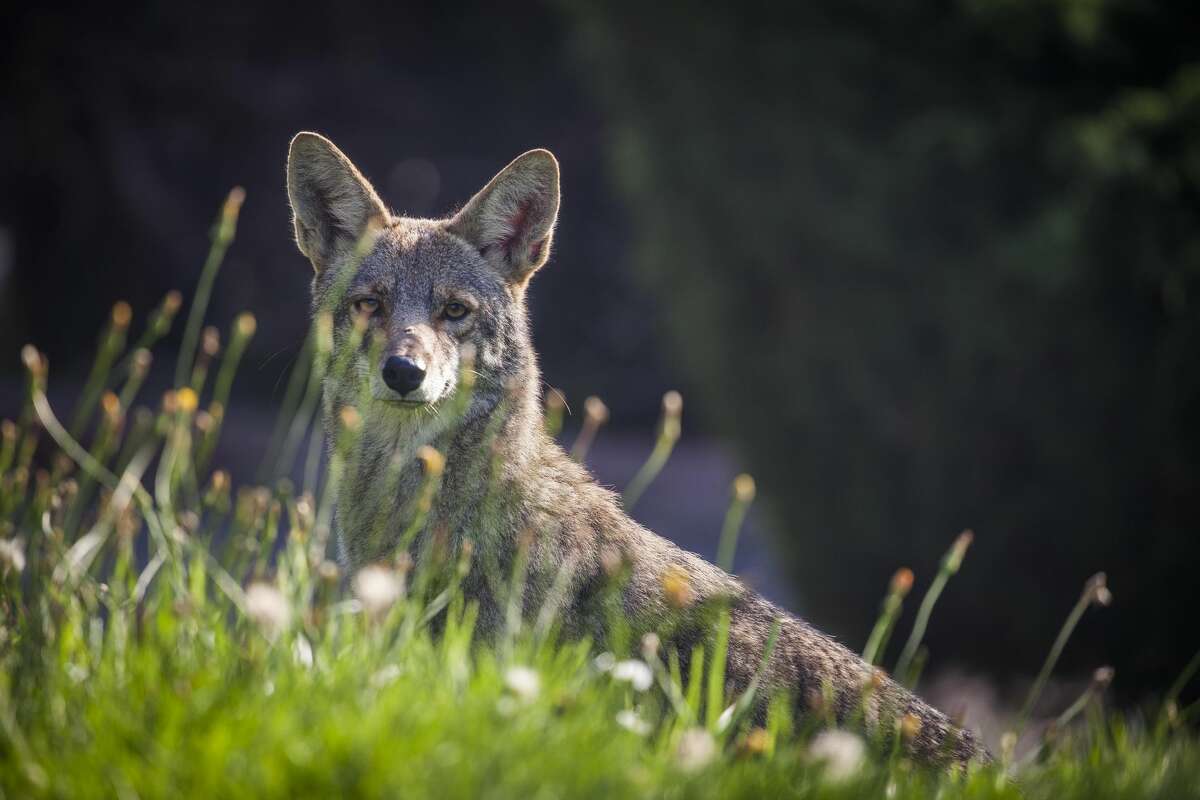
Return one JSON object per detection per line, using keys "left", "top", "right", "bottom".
{"left": 381, "top": 356, "right": 425, "bottom": 396}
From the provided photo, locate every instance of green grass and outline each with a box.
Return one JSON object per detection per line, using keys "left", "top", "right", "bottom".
{"left": 1, "top": 195, "right": 1198, "bottom": 798}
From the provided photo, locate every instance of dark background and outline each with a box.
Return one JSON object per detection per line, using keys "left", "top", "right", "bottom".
{"left": 3, "top": 0, "right": 1198, "bottom": 717}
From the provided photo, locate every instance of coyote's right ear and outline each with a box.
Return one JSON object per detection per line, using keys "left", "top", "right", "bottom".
{"left": 287, "top": 132, "right": 391, "bottom": 272}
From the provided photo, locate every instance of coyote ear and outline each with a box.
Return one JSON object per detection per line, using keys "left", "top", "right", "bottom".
{"left": 447, "top": 149, "right": 560, "bottom": 285}
{"left": 287, "top": 132, "right": 391, "bottom": 272}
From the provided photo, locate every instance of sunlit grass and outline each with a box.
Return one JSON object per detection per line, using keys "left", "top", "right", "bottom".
{"left": 0, "top": 193, "right": 1198, "bottom": 798}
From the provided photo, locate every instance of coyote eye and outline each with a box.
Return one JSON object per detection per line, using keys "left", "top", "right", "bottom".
{"left": 443, "top": 301, "right": 469, "bottom": 320}
{"left": 353, "top": 298, "right": 380, "bottom": 316}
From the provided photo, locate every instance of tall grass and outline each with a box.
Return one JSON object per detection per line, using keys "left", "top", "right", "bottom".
{"left": 0, "top": 193, "right": 1198, "bottom": 799}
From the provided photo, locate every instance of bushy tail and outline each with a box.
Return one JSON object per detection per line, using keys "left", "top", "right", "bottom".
{"left": 726, "top": 591, "right": 988, "bottom": 765}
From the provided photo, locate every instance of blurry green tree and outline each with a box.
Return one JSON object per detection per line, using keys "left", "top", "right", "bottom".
{"left": 564, "top": 0, "right": 1200, "bottom": 692}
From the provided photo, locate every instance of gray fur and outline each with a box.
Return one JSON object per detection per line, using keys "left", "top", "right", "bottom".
{"left": 287, "top": 132, "right": 987, "bottom": 766}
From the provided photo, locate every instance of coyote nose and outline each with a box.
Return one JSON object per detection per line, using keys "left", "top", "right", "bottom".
{"left": 382, "top": 356, "right": 425, "bottom": 396}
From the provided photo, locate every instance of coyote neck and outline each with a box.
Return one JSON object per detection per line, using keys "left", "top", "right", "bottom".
{"left": 331, "top": 362, "right": 546, "bottom": 568}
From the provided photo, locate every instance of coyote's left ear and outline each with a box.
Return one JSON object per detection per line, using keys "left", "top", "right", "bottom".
{"left": 448, "top": 149, "right": 560, "bottom": 286}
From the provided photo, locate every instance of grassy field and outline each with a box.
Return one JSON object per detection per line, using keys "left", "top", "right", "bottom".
{"left": 1, "top": 194, "right": 1198, "bottom": 799}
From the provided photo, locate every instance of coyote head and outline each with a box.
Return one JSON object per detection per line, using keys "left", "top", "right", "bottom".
{"left": 286, "top": 132, "right": 559, "bottom": 434}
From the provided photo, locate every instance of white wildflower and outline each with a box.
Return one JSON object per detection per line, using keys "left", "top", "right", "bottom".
{"left": 616, "top": 709, "right": 652, "bottom": 736}
{"left": 716, "top": 704, "right": 735, "bottom": 733}
{"left": 640, "top": 632, "right": 661, "bottom": 660}
{"left": 611, "top": 659, "right": 654, "bottom": 692}
{"left": 593, "top": 652, "right": 616, "bottom": 672}
{"left": 808, "top": 730, "right": 866, "bottom": 781}
{"left": 292, "top": 634, "right": 314, "bottom": 668}
{"left": 244, "top": 582, "right": 290, "bottom": 640}
{"left": 353, "top": 565, "right": 403, "bottom": 618}
{"left": 675, "top": 728, "right": 717, "bottom": 771}
{"left": 370, "top": 664, "right": 402, "bottom": 689}
{"left": 504, "top": 665, "right": 540, "bottom": 703}
{"left": 0, "top": 538, "right": 25, "bottom": 573}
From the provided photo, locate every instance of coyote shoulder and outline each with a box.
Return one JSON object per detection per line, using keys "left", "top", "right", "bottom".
{"left": 286, "top": 131, "right": 985, "bottom": 765}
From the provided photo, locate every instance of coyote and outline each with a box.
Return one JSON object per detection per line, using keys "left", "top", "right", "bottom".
{"left": 286, "top": 132, "right": 985, "bottom": 765}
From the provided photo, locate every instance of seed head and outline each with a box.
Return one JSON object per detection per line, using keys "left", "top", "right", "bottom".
{"left": 732, "top": 473, "right": 756, "bottom": 504}
{"left": 504, "top": 665, "right": 541, "bottom": 703}
{"left": 660, "top": 390, "right": 683, "bottom": 439}
{"left": 100, "top": 392, "right": 121, "bottom": 425}
{"left": 244, "top": 582, "right": 290, "bottom": 640}
{"left": 661, "top": 390, "right": 683, "bottom": 418}
{"left": 176, "top": 387, "right": 199, "bottom": 414}
{"left": 208, "top": 470, "right": 229, "bottom": 495}
{"left": 163, "top": 290, "right": 183, "bottom": 316}
{"left": 111, "top": 301, "right": 133, "bottom": 330}
{"left": 416, "top": 445, "right": 445, "bottom": 478}
{"left": 21, "top": 345, "right": 46, "bottom": 378}
{"left": 600, "top": 547, "right": 625, "bottom": 578}
{"left": 339, "top": 406, "right": 361, "bottom": 433}
{"left": 1000, "top": 731, "right": 1018, "bottom": 761}
{"left": 808, "top": 730, "right": 865, "bottom": 781}
{"left": 318, "top": 560, "right": 340, "bottom": 584}
{"left": 224, "top": 185, "right": 246, "bottom": 215}
{"left": 131, "top": 348, "right": 153, "bottom": 375}
{"left": 235, "top": 312, "right": 257, "bottom": 339}
{"left": 353, "top": 564, "right": 403, "bottom": 618}
{"left": 0, "top": 538, "right": 26, "bottom": 574}
{"left": 945, "top": 529, "right": 974, "bottom": 573}
{"left": 219, "top": 187, "right": 246, "bottom": 236}
{"left": 736, "top": 728, "right": 772, "bottom": 759}
{"left": 640, "top": 632, "right": 661, "bottom": 661}
{"left": 295, "top": 494, "right": 315, "bottom": 530}
{"left": 616, "top": 709, "right": 652, "bottom": 736}
{"left": 177, "top": 511, "right": 200, "bottom": 534}
{"left": 611, "top": 660, "right": 654, "bottom": 692}
{"left": 456, "top": 538, "right": 474, "bottom": 577}
{"left": 662, "top": 565, "right": 694, "bottom": 608}
{"left": 1083, "top": 572, "right": 1112, "bottom": 607}
{"left": 201, "top": 326, "right": 221, "bottom": 358}
{"left": 675, "top": 728, "right": 717, "bottom": 771}
{"left": 583, "top": 395, "right": 609, "bottom": 425}
{"left": 890, "top": 567, "right": 914, "bottom": 597}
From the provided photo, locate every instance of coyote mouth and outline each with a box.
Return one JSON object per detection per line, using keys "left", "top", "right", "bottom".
{"left": 382, "top": 397, "right": 431, "bottom": 409}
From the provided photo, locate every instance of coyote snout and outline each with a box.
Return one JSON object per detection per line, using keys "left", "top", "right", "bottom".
{"left": 380, "top": 355, "right": 425, "bottom": 397}
{"left": 373, "top": 321, "right": 445, "bottom": 405}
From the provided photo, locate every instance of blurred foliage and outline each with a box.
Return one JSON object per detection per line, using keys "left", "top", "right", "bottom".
{"left": 564, "top": 0, "right": 1200, "bottom": 691}
{"left": 0, "top": 1, "right": 670, "bottom": 424}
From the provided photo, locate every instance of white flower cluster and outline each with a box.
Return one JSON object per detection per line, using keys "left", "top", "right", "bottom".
{"left": 244, "top": 582, "right": 290, "bottom": 640}
{"left": 352, "top": 565, "right": 404, "bottom": 618}
{"left": 807, "top": 730, "right": 866, "bottom": 781}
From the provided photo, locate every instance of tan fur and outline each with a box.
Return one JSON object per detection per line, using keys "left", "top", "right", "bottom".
{"left": 287, "top": 132, "right": 988, "bottom": 766}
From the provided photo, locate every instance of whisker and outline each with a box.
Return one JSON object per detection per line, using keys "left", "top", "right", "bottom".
{"left": 542, "top": 382, "right": 571, "bottom": 417}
